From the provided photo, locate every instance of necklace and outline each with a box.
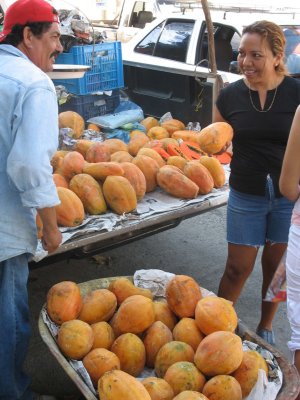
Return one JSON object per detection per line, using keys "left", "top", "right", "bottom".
{"left": 248, "top": 85, "right": 278, "bottom": 113}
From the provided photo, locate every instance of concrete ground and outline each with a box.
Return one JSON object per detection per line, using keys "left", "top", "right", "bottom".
{"left": 25, "top": 205, "right": 293, "bottom": 398}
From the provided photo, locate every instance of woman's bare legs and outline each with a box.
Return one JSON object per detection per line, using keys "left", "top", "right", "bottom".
{"left": 218, "top": 242, "right": 286, "bottom": 332}
{"left": 218, "top": 243, "right": 259, "bottom": 303}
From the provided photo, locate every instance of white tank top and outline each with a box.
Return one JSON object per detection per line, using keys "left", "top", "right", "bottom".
{"left": 292, "top": 196, "right": 300, "bottom": 226}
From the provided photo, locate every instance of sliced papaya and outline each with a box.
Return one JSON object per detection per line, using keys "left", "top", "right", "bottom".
{"left": 179, "top": 142, "right": 201, "bottom": 160}
{"left": 152, "top": 146, "right": 170, "bottom": 161}
{"left": 166, "top": 143, "right": 189, "bottom": 160}
{"left": 213, "top": 152, "right": 232, "bottom": 164}
{"left": 184, "top": 140, "right": 207, "bottom": 155}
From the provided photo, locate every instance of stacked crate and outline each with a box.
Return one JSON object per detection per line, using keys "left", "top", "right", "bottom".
{"left": 54, "top": 42, "right": 124, "bottom": 120}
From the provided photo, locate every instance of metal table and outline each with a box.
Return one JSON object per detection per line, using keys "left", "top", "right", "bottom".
{"left": 30, "top": 189, "right": 228, "bottom": 268}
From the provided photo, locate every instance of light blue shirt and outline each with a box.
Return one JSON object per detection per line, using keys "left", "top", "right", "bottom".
{"left": 0, "top": 45, "right": 60, "bottom": 261}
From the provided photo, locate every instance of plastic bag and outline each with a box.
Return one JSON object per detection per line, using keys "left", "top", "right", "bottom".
{"left": 106, "top": 129, "right": 131, "bottom": 143}
{"left": 265, "top": 251, "right": 287, "bottom": 302}
{"left": 114, "top": 100, "right": 143, "bottom": 113}
{"left": 87, "top": 109, "right": 144, "bottom": 130}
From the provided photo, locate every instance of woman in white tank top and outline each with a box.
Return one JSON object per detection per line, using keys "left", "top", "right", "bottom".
{"left": 280, "top": 104, "right": 300, "bottom": 397}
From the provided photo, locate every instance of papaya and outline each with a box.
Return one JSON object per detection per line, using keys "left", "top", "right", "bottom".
{"left": 197, "top": 122, "right": 233, "bottom": 154}
{"left": 154, "top": 340, "right": 195, "bottom": 378}
{"left": 194, "top": 296, "right": 238, "bottom": 335}
{"left": 202, "top": 375, "right": 242, "bottom": 400}
{"left": 98, "top": 370, "right": 152, "bottom": 399}
{"left": 55, "top": 187, "right": 85, "bottom": 227}
{"left": 164, "top": 361, "right": 206, "bottom": 395}
{"left": 199, "top": 156, "right": 226, "bottom": 188}
{"left": 143, "top": 320, "right": 173, "bottom": 368}
{"left": 102, "top": 176, "right": 137, "bottom": 214}
{"left": 183, "top": 161, "right": 214, "bottom": 195}
{"left": 85, "top": 142, "right": 111, "bottom": 163}
{"left": 58, "top": 111, "right": 84, "bottom": 139}
{"left": 119, "top": 162, "right": 147, "bottom": 201}
{"left": 142, "top": 377, "right": 174, "bottom": 400}
{"left": 194, "top": 331, "right": 243, "bottom": 376}
{"left": 69, "top": 173, "right": 107, "bottom": 215}
{"left": 166, "top": 275, "right": 202, "bottom": 318}
{"left": 108, "top": 277, "right": 153, "bottom": 305}
{"left": 232, "top": 350, "right": 269, "bottom": 398}
{"left": 83, "top": 161, "right": 124, "bottom": 181}
{"left": 157, "top": 165, "right": 199, "bottom": 199}
{"left": 132, "top": 155, "right": 159, "bottom": 193}
{"left": 111, "top": 333, "right": 146, "bottom": 377}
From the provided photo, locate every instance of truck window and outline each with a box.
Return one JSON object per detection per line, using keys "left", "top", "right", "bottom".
{"left": 135, "top": 19, "right": 194, "bottom": 62}
{"left": 196, "top": 23, "right": 240, "bottom": 72}
{"left": 128, "top": 1, "right": 154, "bottom": 28}
{"left": 135, "top": 22, "right": 163, "bottom": 55}
{"left": 154, "top": 21, "right": 194, "bottom": 62}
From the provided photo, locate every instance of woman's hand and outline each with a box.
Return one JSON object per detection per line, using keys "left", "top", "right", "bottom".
{"left": 214, "top": 141, "right": 232, "bottom": 155}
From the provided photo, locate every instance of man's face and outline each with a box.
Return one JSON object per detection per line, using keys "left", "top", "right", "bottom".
{"left": 25, "top": 22, "right": 63, "bottom": 72}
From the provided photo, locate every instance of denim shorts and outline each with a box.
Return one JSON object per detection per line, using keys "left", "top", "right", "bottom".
{"left": 227, "top": 178, "right": 294, "bottom": 246}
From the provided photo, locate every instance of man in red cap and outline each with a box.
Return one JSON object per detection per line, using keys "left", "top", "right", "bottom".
{"left": 0, "top": 0, "right": 63, "bottom": 398}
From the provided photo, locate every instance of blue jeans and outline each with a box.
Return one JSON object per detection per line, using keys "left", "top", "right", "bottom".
{"left": 0, "top": 254, "right": 34, "bottom": 399}
{"left": 227, "top": 180, "right": 294, "bottom": 246}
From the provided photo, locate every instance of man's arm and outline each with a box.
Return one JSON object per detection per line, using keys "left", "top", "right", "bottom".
{"left": 37, "top": 207, "right": 62, "bottom": 253}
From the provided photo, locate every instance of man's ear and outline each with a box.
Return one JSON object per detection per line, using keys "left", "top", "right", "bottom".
{"left": 23, "top": 26, "right": 34, "bottom": 48}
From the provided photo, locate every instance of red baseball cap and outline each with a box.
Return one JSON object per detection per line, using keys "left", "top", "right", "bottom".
{"left": 0, "top": 0, "right": 59, "bottom": 42}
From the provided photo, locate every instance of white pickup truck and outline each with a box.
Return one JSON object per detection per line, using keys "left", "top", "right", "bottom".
{"left": 122, "top": 13, "right": 300, "bottom": 127}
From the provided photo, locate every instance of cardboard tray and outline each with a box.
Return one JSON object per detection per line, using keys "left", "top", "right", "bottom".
{"left": 38, "top": 276, "right": 300, "bottom": 400}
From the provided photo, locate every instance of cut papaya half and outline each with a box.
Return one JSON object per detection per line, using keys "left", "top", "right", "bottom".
{"left": 184, "top": 140, "right": 207, "bottom": 156}
{"left": 179, "top": 142, "right": 201, "bottom": 160}
{"left": 152, "top": 146, "right": 170, "bottom": 161}
{"left": 166, "top": 143, "right": 190, "bottom": 160}
{"left": 213, "top": 152, "right": 232, "bottom": 164}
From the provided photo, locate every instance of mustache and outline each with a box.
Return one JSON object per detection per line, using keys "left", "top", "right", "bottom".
{"left": 50, "top": 50, "right": 61, "bottom": 59}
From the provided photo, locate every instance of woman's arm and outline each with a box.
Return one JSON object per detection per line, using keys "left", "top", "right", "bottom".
{"left": 213, "top": 106, "right": 227, "bottom": 123}
{"left": 279, "top": 105, "right": 300, "bottom": 201}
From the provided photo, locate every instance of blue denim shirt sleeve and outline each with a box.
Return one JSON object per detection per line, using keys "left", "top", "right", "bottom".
{"left": 7, "top": 82, "right": 60, "bottom": 208}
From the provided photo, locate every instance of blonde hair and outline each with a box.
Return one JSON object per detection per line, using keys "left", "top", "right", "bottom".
{"left": 242, "top": 20, "right": 288, "bottom": 76}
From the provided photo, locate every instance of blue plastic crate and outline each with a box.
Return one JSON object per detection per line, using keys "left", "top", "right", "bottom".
{"left": 58, "top": 90, "right": 120, "bottom": 121}
{"left": 53, "top": 42, "right": 124, "bottom": 95}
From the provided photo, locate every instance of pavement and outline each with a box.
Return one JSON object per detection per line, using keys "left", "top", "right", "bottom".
{"left": 24, "top": 205, "right": 293, "bottom": 398}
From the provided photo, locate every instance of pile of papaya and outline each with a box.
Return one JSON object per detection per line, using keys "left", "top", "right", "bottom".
{"left": 45, "top": 274, "right": 270, "bottom": 400}
{"left": 45, "top": 112, "right": 232, "bottom": 230}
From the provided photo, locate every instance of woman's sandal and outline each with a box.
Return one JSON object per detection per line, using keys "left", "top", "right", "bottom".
{"left": 256, "top": 328, "right": 276, "bottom": 346}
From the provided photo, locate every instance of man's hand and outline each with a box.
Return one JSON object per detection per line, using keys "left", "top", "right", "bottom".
{"left": 41, "top": 226, "right": 62, "bottom": 253}
{"left": 37, "top": 207, "right": 62, "bottom": 253}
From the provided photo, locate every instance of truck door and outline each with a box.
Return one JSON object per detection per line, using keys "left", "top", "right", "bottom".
{"left": 195, "top": 21, "right": 240, "bottom": 72}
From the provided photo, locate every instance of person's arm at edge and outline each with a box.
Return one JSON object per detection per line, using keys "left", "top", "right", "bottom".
{"left": 279, "top": 105, "right": 300, "bottom": 201}
{"left": 37, "top": 207, "right": 62, "bottom": 254}
{"left": 213, "top": 106, "right": 227, "bottom": 123}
